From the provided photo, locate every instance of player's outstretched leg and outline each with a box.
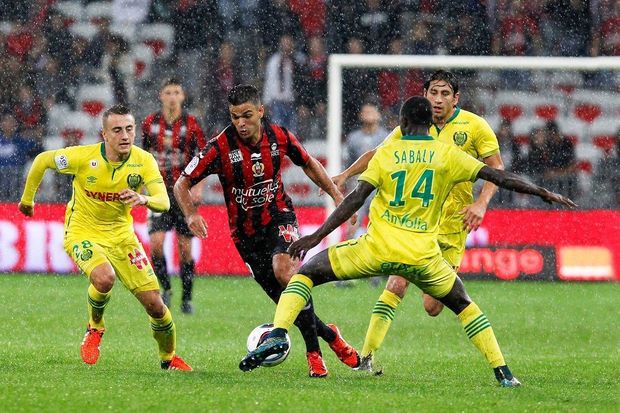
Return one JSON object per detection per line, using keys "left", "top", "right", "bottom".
{"left": 240, "top": 273, "right": 314, "bottom": 372}
{"left": 440, "top": 277, "right": 520, "bottom": 387}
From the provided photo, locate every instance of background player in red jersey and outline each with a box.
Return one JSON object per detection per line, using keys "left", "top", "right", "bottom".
{"left": 141, "top": 78, "right": 206, "bottom": 314}
{"left": 174, "top": 84, "right": 360, "bottom": 377}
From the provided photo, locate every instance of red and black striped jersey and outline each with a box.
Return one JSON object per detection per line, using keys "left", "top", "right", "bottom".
{"left": 141, "top": 111, "right": 206, "bottom": 190}
{"left": 182, "top": 119, "right": 310, "bottom": 242}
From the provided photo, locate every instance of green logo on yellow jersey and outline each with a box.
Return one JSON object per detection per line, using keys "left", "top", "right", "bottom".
{"left": 127, "top": 173, "right": 143, "bottom": 190}
{"left": 453, "top": 131, "right": 468, "bottom": 146}
{"left": 86, "top": 176, "right": 97, "bottom": 184}
{"left": 381, "top": 210, "right": 428, "bottom": 231}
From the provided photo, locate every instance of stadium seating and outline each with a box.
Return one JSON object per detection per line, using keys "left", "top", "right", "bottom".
{"left": 76, "top": 84, "right": 114, "bottom": 117}
{"left": 54, "top": 1, "right": 84, "bottom": 24}
{"left": 85, "top": 1, "right": 113, "bottom": 24}
{"left": 137, "top": 24, "right": 174, "bottom": 58}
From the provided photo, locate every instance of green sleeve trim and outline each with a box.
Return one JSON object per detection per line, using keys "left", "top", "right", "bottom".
{"left": 358, "top": 175, "right": 379, "bottom": 188}
{"left": 480, "top": 148, "right": 500, "bottom": 159}
{"left": 470, "top": 163, "right": 485, "bottom": 182}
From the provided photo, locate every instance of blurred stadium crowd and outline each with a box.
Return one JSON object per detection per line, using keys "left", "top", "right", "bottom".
{"left": 0, "top": 0, "right": 618, "bottom": 208}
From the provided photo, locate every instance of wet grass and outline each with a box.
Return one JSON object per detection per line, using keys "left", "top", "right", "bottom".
{"left": 0, "top": 275, "right": 617, "bottom": 412}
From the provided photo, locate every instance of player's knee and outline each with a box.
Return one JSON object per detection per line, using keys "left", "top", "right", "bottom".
{"left": 386, "top": 277, "right": 409, "bottom": 298}
{"left": 147, "top": 300, "right": 167, "bottom": 319}
{"left": 423, "top": 294, "right": 444, "bottom": 317}
{"left": 91, "top": 271, "right": 115, "bottom": 292}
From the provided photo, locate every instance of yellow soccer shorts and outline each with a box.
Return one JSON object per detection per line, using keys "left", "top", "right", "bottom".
{"left": 438, "top": 230, "right": 468, "bottom": 269}
{"left": 328, "top": 236, "right": 457, "bottom": 298}
{"left": 64, "top": 233, "right": 160, "bottom": 293}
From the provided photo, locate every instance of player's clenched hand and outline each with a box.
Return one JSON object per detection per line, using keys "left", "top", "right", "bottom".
{"left": 119, "top": 189, "right": 147, "bottom": 207}
{"left": 459, "top": 201, "right": 487, "bottom": 232}
{"left": 187, "top": 213, "right": 208, "bottom": 239}
{"left": 18, "top": 202, "right": 33, "bottom": 217}
{"left": 288, "top": 234, "right": 320, "bottom": 261}
{"left": 540, "top": 190, "right": 578, "bottom": 208}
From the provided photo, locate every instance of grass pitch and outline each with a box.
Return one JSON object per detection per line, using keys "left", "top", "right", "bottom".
{"left": 0, "top": 274, "right": 617, "bottom": 412}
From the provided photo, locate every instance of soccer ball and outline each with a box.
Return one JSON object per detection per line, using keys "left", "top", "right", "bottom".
{"left": 246, "top": 323, "right": 291, "bottom": 367}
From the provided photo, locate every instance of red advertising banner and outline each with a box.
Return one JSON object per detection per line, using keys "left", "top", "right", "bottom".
{"left": 0, "top": 204, "right": 618, "bottom": 281}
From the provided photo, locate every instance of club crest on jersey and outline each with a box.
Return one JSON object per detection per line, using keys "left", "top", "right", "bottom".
{"left": 229, "top": 149, "right": 243, "bottom": 163}
{"left": 453, "top": 131, "right": 468, "bottom": 146}
{"left": 251, "top": 153, "right": 265, "bottom": 177}
{"left": 127, "top": 173, "right": 143, "bottom": 190}
{"left": 278, "top": 224, "right": 299, "bottom": 243}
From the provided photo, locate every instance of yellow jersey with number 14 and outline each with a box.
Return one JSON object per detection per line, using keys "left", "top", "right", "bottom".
{"left": 52, "top": 143, "right": 165, "bottom": 245}
{"left": 359, "top": 134, "right": 484, "bottom": 264}
{"left": 381, "top": 108, "right": 499, "bottom": 234}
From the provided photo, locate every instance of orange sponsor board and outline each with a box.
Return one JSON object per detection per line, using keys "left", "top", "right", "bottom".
{"left": 557, "top": 246, "right": 615, "bottom": 281}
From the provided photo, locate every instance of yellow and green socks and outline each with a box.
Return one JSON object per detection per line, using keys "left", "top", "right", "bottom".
{"left": 273, "top": 274, "right": 313, "bottom": 331}
{"left": 87, "top": 284, "right": 111, "bottom": 330}
{"left": 361, "top": 289, "right": 401, "bottom": 357}
{"left": 150, "top": 306, "right": 176, "bottom": 361}
{"left": 458, "top": 302, "right": 505, "bottom": 368}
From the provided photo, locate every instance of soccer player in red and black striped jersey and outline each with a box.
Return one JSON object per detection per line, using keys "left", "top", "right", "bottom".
{"left": 174, "top": 84, "right": 360, "bottom": 377}
{"left": 141, "top": 78, "right": 206, "bottom": 314}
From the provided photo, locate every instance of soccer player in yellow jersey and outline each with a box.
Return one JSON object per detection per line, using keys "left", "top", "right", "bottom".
{"left": 18, "top": 104, "right": 192, "bottom": 371}
{"left": 239, "top": 96, "right": 576, "bottom": 386}
{"left": 332, "top": 70, "right": 505, "bottom": 371}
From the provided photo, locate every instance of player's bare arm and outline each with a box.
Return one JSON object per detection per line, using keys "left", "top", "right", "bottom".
{"left": 288, "top": 181, "right": 375, "bottom": 260}
{"left": 461, "top": 153, "right": 504, "bottom": 231}
{"left": 173, "top": 175, "right": 207, "bottom": 239}
{"left": 332, "top": 148, "right": 377, "bottom": 192}
{"left": 476, "top": 166, "right": 577, "bottom": 208}
{"left": 303, "top": 156, "right": 357, "bottom": 225}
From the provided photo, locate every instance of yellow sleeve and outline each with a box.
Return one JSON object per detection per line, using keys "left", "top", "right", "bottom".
{"left": 473, "top": 117, "right": 500, "bottom": 159}
{"left": 446, "top": 145, "right": 485, "bottom": 184}
{"left": 379, "top": 126, "right": 402, "bottom": 147}
{"left": 143, "top": 154, "right": 169, "bottom": 212}
{"left": 20, "top": 151, "right": 56, "bottom": 206}
{"left": 359, "top": 147, "right": 385, "bottom": 188}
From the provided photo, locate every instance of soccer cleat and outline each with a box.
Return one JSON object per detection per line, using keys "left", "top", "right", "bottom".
{"left": 80, "top": 325, "right": 104, "bottom": 365}
{"left": 326, "top": 324, "right": 360, "bottom": 368}
{"left": 239, "top": 335, "right": 290, "bottom": 372}
{"left": 161, "top": 289, "right": 171, "bottom": 307}
{"left": 354, "top": 353, "right": 384, "bottom": 376}
{"left": 181, "top": 300, "right": 193, "bottom": 314}
{"left": 306, "top": 351, "right": 328, "bottom": 378}
{"left": 161, "top": 355, "right": 193, "bottom": 371}
{"left": 494, "top": 365, "right": 521, "bottom": 387}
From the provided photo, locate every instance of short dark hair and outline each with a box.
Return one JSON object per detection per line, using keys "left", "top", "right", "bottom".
{"left": 400, "top": 96, "right": 433, "bottom": 127}
{"left": 424, "top": 69, "right": 459, "bottom": 95}
{"left": 160, "top": 77, "right": 183, "bottom": 90}
{"left": 102, "top": 104, "right": 132, "bottom": 127}
{"left": 227, "top": 84, "right": 261, "bottom": 106}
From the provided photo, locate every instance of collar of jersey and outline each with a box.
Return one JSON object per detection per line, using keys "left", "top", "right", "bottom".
{"left": 100, "top": 142, "right": 131, "bottom": 168}
{"left": 432, "top": 106, "right": 461, "bottom": 134}
{"left": 401, "top": 134, "right": 434, "bottom": 141}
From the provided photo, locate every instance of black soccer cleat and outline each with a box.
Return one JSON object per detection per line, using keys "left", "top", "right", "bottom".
{"left": 494, "top": 365, "right": 521, "bottom": 387}
{"left": 239, "top": 336, "right": 290, "bottom": 372}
